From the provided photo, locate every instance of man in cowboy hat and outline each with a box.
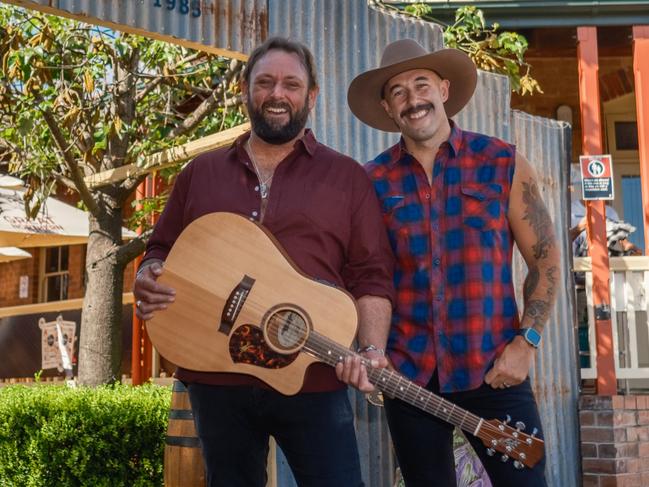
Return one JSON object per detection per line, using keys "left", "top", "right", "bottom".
{"left": 340, "top": 39, "right": 558, "bottom": 486}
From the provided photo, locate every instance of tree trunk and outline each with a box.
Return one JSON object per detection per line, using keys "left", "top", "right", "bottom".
{"left": 77, "top": 207, "right": 125, "bottom": 386}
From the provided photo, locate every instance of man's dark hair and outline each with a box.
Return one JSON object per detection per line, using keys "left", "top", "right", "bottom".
{"left": 242, "top": 37, "right": 318, "bottom": 90}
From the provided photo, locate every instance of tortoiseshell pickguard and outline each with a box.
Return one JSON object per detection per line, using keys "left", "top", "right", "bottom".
{"left": 229, "top": 324, "right": 298, "bottom": 368}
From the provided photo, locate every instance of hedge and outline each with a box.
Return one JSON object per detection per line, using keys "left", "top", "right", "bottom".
{"left": 0, "top": 383, "right": 171, "bottom": 487}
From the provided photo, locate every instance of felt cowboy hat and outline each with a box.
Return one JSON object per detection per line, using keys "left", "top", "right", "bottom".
{"left": 347, "top": 39, "right": 477, "bottom": 132}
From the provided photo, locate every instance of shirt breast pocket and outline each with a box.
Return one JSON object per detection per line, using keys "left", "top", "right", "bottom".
{"left": 461, "top": 183, "right": 504, "bottom": 231}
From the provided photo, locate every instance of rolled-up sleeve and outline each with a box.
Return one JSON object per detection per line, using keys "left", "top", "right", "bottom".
{"left": 342, "top": 165, "right": 396, "bottom": 307}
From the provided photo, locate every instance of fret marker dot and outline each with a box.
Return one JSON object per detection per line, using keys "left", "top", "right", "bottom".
{"left": 400, "top": 387, "right": 404, "bottom": 391}
{"left": 443, "top": 408, "right": 448, "bottom": 413}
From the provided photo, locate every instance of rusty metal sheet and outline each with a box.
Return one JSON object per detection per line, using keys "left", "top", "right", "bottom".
{"left": 1, "top": 0, "right": 268, "bottom": 59}
{"left": 511, "top": 110, "right": 581, "bottom": 487}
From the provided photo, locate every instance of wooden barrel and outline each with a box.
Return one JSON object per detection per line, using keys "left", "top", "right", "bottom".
{"left": 164, "top": 380, "right": 206, "bottom": 487}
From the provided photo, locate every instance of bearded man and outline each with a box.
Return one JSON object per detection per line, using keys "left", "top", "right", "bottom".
{"left": 133, "top": 37, "right": 394, "bottom": 487}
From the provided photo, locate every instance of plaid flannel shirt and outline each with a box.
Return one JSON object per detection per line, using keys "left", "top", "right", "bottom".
{"left": 365, "top": 123, "right": 521, "bottom": 392}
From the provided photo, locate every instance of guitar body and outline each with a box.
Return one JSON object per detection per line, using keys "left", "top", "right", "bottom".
{"left": 147, "top": 212, "right": 359, "bottom": 395}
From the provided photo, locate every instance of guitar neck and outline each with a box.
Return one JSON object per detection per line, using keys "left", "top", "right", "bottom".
{"left": 304, "top": 332, "right": 485, "bottom": 438}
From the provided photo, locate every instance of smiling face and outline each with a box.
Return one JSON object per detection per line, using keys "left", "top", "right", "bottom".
{"left": 381, "top": 68, "right": 450, "bottom": 144}
{"left": 242, "top": 49, "right": 318, "bottom": 145}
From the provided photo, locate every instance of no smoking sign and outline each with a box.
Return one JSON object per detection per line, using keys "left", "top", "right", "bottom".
{"left": 579, "top": 155, "right": 614, "bottom": 200}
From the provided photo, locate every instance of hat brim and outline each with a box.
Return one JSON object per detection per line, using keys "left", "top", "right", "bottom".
{"left": 347, "top": 49, "right": 477, "bottom": 132}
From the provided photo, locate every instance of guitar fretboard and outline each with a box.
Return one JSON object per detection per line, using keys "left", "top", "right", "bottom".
{"left": 303, "top": 331, "right": 484, "bottom": 438}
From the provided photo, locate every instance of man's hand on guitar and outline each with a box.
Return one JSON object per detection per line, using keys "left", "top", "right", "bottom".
{"left": 335, "top": 350, "right": 389, "bottom": 392}
{"left": 133, "top": 260, "right": 176, "bottom": 321}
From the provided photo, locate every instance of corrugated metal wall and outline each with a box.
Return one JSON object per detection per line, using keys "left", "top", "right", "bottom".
{"left": 511, "top": 110, "right": 581, "bottom": 487}
{"left": 5, "top": 0, "right": 267, "bottom": 59}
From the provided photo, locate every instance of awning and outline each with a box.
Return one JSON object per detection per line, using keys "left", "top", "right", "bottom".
{"left": 0, "top": 188, "right": 135, "bottom": 248}
{"left": 0, "top": 247, "right": 32, "bottom": 263}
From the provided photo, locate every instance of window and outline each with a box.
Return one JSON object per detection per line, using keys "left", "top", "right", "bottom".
{"left": 41, "top": 246, "right": 69, "bottom": 302}
{"left": 614, "top": 121, "right": 638, "bottom": 151}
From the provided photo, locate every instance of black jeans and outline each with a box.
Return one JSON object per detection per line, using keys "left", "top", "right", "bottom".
{"left": 187, "top": 383, "right": 364, "bottom": 487}
{"left": 384, "top": 372, "right": 547, "bottom": 487}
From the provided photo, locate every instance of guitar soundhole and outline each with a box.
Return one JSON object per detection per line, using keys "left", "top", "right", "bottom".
{"left": 263, "top": 305, "right": 311, "bottom": 355}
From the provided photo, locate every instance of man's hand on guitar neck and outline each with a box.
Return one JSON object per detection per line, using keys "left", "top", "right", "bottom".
{"left": 335, "top": 350, "right": 390, "bottom": 393}
{"left": 336, "top": 294, "right": 393, "bottom": 392}
{"left": 133, "top": 259, "right": 176, "bottom": 321}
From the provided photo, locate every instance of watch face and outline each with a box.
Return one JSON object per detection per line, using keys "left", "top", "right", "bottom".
{"left": 524, "top": 328, "right": 541, "bottom": 347}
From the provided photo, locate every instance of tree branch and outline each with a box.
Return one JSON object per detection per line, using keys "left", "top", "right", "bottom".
{"left": 40, "top": 107, "right": 100, "bottom": 215}
{"left": 134, "top": 52, "right": 206, "bottom": 104}
{"left": 167, "top": 60, "right": 242, "bottom": 139}
{"left": 115, "top": 230, "right": 153, "bottom": 266}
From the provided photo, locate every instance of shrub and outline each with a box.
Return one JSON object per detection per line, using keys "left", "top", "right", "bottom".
{"left": 0, "top": 383, "right": 171, "bottom": 486}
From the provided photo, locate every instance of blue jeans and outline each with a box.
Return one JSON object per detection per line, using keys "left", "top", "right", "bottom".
{"left": 384, "top": 372, "right": 547, "bottom": 487}
{"left": 187, "top": 384, "right": 364, "bottom": 487}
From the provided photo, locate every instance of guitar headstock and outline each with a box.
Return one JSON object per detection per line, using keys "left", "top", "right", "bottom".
{"left": 479, "top": 418, "right": 544, "bottom": 469}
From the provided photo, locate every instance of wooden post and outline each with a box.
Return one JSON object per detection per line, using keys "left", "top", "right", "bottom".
{"left": 131, "top": 182, "right": 146, "bottom": 385}
{"left": 577, "top": 26, "right": 617, "bottom": 395}
{"left": 633, "top": 26, "right": 649, "bottom": 255}
{"left": 142, "top": 176, "right": 155, "bottom": 381}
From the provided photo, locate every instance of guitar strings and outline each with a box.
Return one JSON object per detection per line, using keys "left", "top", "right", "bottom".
{"left": 260, "top": 318, "right": 514, "bottom": 443}
{"left": 225, "top": 303, "right": 536, "bottom": 459}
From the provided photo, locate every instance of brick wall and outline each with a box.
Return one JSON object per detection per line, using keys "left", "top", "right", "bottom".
{"left": 0, "top": 244, "right": 139, "bottom": 308}
{"left": 580, "top": 395, "right": 649, "bottom": 486}
{"left": 0, "top": 249, "right": 39, "bottom": 306}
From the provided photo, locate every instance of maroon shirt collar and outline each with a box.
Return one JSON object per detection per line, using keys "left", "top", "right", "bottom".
{"left": 230, "top": 128, "right": 318, "bottom": 160}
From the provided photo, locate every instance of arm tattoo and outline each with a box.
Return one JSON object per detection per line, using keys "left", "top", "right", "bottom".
{"left": 523, "top": 266, "right": 540, "bottom": 302}
{"left": 522, "top": 179, "right": 555, "bottom": 260}
{"left": 526, "top": 300, "right": 551, "bottom": 329}
{"left": 546, "top": 265, "right": 558, "bottom": 299}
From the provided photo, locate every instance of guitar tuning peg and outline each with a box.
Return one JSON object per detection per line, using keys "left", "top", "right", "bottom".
{"left": 513, "top": 460, "right": 524, "bottom": 470}
{"left": 527, "top": 427, "right": 539, "bottom": 445}
{"left": 504, "top": 415, "right": 512, "bottom": 425}
{"left": 515, "top": 421, "right": 526, "bottom": 431}
{"left": 486, "top": 448, "right": 495, "bottom": 457}
{"left": 501, "top": 454, "right": 509, "bottom": 463}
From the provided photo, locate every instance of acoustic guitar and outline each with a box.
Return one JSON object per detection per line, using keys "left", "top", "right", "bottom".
{"left": 147, "top": 212, "right": 544, "bottom": 469}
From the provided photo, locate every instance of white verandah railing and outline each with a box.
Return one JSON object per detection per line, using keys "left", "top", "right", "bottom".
{"left": 574, "top": 256, "right": 649, "bottom": 385}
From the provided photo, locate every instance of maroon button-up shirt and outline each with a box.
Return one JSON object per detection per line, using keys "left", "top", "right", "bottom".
{"left": 144, "top": 130, "right": 395, "bottom": 392}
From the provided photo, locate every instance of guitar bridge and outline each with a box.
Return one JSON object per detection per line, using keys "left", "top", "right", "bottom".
{"left": 219, "top": 275, "right": 255, "bottom": 335}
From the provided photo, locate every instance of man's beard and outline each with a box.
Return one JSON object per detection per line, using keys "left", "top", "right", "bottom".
{"left": 248, "top": 97, "right": 311, "bottom": 145}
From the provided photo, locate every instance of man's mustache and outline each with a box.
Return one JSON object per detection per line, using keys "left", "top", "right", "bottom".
{"left": 400, "top": 103, "right": 434, "bottom": 119}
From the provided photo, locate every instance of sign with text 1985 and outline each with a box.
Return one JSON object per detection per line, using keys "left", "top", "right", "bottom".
{"left": 153, "top": 0, "right": 202, "bottom": 18}
{"left": 579, "top": 154, "right": 614, "bottom": 201}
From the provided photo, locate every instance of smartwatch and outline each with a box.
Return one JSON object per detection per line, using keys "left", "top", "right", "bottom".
{"left": 519, "top": 327, "right": 542, "bottom": 348}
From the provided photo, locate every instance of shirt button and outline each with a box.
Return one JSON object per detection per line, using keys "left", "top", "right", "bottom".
{"left": 254, "top": 185, "right": 259, "bottom": 192}
{"left": 252, "top": 211, "right": 259, "bottom": 217}
{"left": 425, "top": 193, "right": 431, "bottom": 199}
{"left": 433, "top": 258, "right": 441, "bottom": 267}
